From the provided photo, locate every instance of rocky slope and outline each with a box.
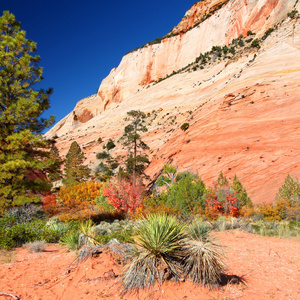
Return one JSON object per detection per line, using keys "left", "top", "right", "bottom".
{"left": 45, "top": 0, "right": 300, "bottom": 203}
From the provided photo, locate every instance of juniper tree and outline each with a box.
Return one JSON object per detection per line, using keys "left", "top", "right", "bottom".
{"left": 276, "top": 174, "right": 300, "bottom": 202}
{"left": 119, "top": 110, "right": 150, "bottom": 183}
{"left": 63, "top": 141, "right": 90, "bottom": 186}
{"left": 231, "top": 174, "right": 252, "bottom": 207}
{"left": 0, "top": 11, "right": 55, "bottom": 208}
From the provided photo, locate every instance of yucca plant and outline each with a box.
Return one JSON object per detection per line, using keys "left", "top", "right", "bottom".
{"left": 121, "top": 214, "right": 186, "bottom": 292}
{"left": 189, "top": 221, "right": 211, "bottom": 242}
{"left": 78, "top": 220, "right": 100, "bottom": 248}
{"left": 60, "top": 230, "right": 80, "bottom": 251}
{"left": 183, "top": 223, "right": 226, "bottom": 287}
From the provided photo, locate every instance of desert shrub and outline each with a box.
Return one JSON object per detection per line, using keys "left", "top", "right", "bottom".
{"left": 57, "top": 181, "right": 103, "bottom": 221}
{"left": 0, "top": 220, "right": 45, "bottom": 249}
{"left": 249, "top": 220, "right": 300, "bottom": 238}
{"left": 262, "top": 27, "right": 274, "bottom": 40}
{"left": 180, "top": 122, "right": 190, "bottom": 131}
{"left": 60, "top": 230, "right": 80, "bottom": 251}
{"left": 188, "top": 221, "right": 211, "bottom": 242}
{"left": 251, "top": 39, "right": 260, "bottom": 48}
{"left": 0, "top": 213, "right": 68, "bottom": 250}
{"left": 183, "top": 223, "right": 226, "bottom": 286}
{"left": 121, "top": 214, "right": 186, "bottom": 292}
{"left": 257, "top": 198, "right": 300, "bottom": 222}
{"left": 94, "top": 187, "right": 115, "bottom": 212}
{"left": 95, "top": 229, "right": 134, "bottom": 245}
{"left": 102, "top": 178, "right": 145, "bottom": 214}
{"left": 42, "top": 193, "right": 57, "bottom": 216}
{"left": 132, "top": 197, "right": 180, "bottom": 220}
{"left": 211, "top": 217, "right": 250, "bottom": 232}
{"left": 4, "top": 203, "right": 45, "bottom": 224}
{"left": 23, "top": 240, "right": 46, "bottom": 253}
{"left": 205, "top": 186, "right": 240, "bottom": 220}
{"left": 45, "top": 218, "right": 68, "bottom": 238}
{"left": 59, "top": 181, "right": 102, "bottom": 206}
{"left": 121, "top": 214, "right": 227, "bottom": 292}
{"left": 163, "top": 172, "right": 206, "bottom": 213}
{"left": 205, "top": 174, "right": 252, "bottom": 220}
{"left": 256, "top": 203, "right": 279, "bottom": 221}
{"left": 288, "top": 10, "right": 299, "bottom": 19}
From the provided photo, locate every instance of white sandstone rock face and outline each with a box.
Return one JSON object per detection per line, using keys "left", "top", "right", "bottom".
{"left": 45, "top": 0, "right": 300, "bottom": 203}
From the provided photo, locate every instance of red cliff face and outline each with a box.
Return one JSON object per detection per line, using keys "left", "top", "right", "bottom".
{"left": 45, "top": 0, "right": 300, "bottom": 203}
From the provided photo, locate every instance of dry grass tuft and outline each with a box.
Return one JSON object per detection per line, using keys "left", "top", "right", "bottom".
{"left": 23, "top": 240, "right": 46, "bottom": 253}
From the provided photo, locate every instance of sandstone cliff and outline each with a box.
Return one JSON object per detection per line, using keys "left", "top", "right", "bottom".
{"left": 45, "top": 0, "right": 300, "bottom": 203}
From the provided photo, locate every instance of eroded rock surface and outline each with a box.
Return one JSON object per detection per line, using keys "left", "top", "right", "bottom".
{"left": 45, "top": 0, "right": 300, "bottom": 203}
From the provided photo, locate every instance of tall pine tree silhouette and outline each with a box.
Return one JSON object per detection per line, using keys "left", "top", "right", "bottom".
{"left": 63, "top": 141, "right": 90, "bottom": 186}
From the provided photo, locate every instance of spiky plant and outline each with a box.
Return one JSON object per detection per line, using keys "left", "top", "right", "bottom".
{"left": 121, "top": 214, "right": 186, "bottom": 292}
{"left": 60, "top": 230, "right": 80, "bottom": 251}
{"left": 78, "top": 220, "right": 100, "bottom": 248}
{"left": 189, "top": 221, "right": 211, "bottom": 242}
{"left": 183, "top": 226, "right": 226, "bottom": 287}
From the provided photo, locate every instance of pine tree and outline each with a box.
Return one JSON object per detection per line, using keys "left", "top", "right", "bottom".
{"left": 63, "top": 141, "right": 90, "bottom": 186}
{"left": 217, "top": 171, "right": 229, "bottom": 187}
{"left": 48, "top": 145, "right": 63, "bottom": 183}
{"left": 119, "top": 110, "right": 150, "bottom": 182}
{"left": 231, "top": 174, "right": 252, "bottom": 207}
{"left": 0, "top": 11, "right": 55, "bottom": 208}
{"left": 276, "top": 174, "right": 300, "bottom": 201}
{"left": 95, "top": 139, "right": 118, "bottom": 181}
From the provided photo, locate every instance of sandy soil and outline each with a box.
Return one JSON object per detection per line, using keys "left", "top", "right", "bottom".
{"left": 0, "top": 230, "right": 299, "bottom": 300}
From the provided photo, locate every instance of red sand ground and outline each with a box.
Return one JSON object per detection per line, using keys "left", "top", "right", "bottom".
{"left": 0, "top": 230, "right": 299, "bottom": 300}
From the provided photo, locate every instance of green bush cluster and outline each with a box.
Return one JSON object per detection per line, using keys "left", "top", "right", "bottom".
{"left": 0, "top": 218, "right": 64, "bottom": 250}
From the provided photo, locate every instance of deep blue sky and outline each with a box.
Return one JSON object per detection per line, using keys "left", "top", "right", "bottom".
{"left": 1, "top": 0, "right": 196, "bottom": 130}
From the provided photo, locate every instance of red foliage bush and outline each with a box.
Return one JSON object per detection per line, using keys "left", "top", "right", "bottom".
{"left": 42, "top": 193, "right": 57, "bottom": 216}
{"left": 42, "top": 194, "right": 56, "bottom": 206}
{"left": 205, "top": 184, "right": 240, "bottom": 220}
{"left": 102, "top": 178, "right": 145, "bottom": 214}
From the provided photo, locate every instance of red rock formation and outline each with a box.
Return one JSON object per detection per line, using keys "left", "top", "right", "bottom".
{"left": 45, "top": 0, "right": 300, "bottom": 203}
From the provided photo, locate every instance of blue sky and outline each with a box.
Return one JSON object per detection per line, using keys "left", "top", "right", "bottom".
{"left": 1, "top": 1, "right": 196, "bottom": 130}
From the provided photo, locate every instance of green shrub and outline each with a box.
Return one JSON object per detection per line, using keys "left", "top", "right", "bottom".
{"left": 96, "top": 229, "right": 134, "bottom": 245}
{"left": 164, "top": 172, "right": 206, "bottom": 212}
{"left": 0, "top": 220, "right": 45, "bottom": 249}
{"left": 180, "top": 122, "right": 190, "bottom": 131}
{"left": 251, "top": 39, "right": 260, "bottom": 48}
{"left": 288, "top": 10, "right": 299, "bottom": 19}
{"left": 262, "top": 28, "right": 275, "bottom": 40}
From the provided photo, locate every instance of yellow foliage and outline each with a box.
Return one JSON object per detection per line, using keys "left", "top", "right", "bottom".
{"left": 58, "top": 181, "right": 103, "bottom": 208}
{"left": 131, "top": 199, "right": 180, "bottom": 220}
{"left": 257, "top": 198, "right": 300, "bottom": 221}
